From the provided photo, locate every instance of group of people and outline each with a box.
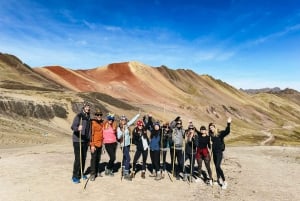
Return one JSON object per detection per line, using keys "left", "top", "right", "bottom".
{"left": 71, "top": 102, "right": 231, "bottom": 189}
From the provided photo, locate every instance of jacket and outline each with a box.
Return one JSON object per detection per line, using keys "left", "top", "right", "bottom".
{"left": 71, "top": 111, "right": 91, "bottom": 143}
{"left": 132, "top": 127, "right": 149, "bottom": 151}
{"left": 210, "top": 123, "right": 230, "bottom": 153}
{"left": 90, "top": 119, "right": 103, "bottom": 147}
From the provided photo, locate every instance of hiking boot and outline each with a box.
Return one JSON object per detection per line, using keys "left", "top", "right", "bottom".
{"left": 72, "top": 177, "right": 80, "bottom": 184}
{"left": 222, "top": 181, "right": 228, "bottom": 189}
{"left": 81, "top": 175, "right": 88, "bottom": 180}
{"left": 105, "top": 168, "right": 110, "bottom": 176}
{"left": 176, "top": 175, "right": 180, "bottom": 180}
{"left": 97, "top": 172, "right": 103, "bottom": 177}
{"left": 141, "top": 171, "right": 145, "bottom": 179}
{"left": 130, "top": 172, "right": 135, "bottom": 179}
{"left": 183, "top": 174, "right": 188, "bottom": 181}
{"left": 90, "top": 175, "right": 96, "bottom": 181}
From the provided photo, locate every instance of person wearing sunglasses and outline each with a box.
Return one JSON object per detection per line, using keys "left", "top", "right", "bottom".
{"left": 89, "top": 109, "right": 104, "bottom": 181}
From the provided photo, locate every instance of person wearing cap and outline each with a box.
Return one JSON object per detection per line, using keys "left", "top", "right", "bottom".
{"left": 183, "top": 124, "right": 198, "bottom": 182}
{"left": 149, "top": 121, "right": 162, "bottom": 180}
{"left": 70, "top": 102, "right": 91, "bottom": 183}
{"left": 131, "top": 120, "right": 149, "bottom": 179}
{"left": 209, "top": 117, "right": 232, "bottom": 189}
{"left": 89, "top": 109, "right": 104, "bottom": 181}
{"left": 116, "top": 113, "right": 140, "bottom": 181}
{"left": 171, "top": 119, "right": 185, "bottom": 180}
{"left": 196, "top": 125, "right": 212, "bottom": 185}
{"left": 103, "top": 113, "right": 118, "bottom": 176}
{"left": 161, "top": 122, "right": 172, "bottom": 178}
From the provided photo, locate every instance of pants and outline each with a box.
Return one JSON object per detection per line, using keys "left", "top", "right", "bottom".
{"left": 105, "top": 142, "right": 117, "bottom": 170}
{"left": 150, "top": 150, "right": 160, "bottom": 173}
{"left": 132, "top": 149, "right": 148, "bottom": 172}
{"left": 213, "top": 151, "right": 225, "bottom": 181}
{"left": 197, "top": 154, "right": 212, "bottom": 179}
{"left": 90, "top": 146, "right": 102, "bottom": 176}
{"left": 72, "top": 141, "right": 88, "bottom": 179}
{"left": 184, "top": 153, "right": 195, "bottom": 175}
{"left": 161, "top": 150, "right": 168, "bottom": 171}
{"left": 122, "top": 145, "right": 131, "bottom": 172}
{"left": 170, "top": 148, "right": 183, "bottom": 176}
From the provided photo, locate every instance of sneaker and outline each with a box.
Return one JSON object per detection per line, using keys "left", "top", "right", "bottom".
{"left": 206, "top": 179, "right": 213, "bottom": 186}
{"left": 149, "top": 172, "right": 156, "bottom": 177}
{"left": 82, "top": 175, "right": 88, "bottom": 180}
{"left": 90, "top": 175, "right": 96, "bottom": 181}
{"left": 72, "top": 177, "right": 80, "bottom": 184}
{"left": 124, "top": 174, "right": 132, "bottom": 181}
{"left": 155, "top": 173, "right": 161, "bottom": 181}
{"left": 222, "top": 181, "right": 228, "bottom": 189}
{"left": 109, "top": 170, "right": 114, "bottom": 177}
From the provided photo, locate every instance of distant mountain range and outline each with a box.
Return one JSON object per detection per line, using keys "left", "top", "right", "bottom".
{"left": 1, "top": 52, "right": 300, "bottom": 146}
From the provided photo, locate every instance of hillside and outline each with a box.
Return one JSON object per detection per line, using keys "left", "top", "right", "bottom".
{"left": 1, "top": 53, "right": 300, "bottom": 147}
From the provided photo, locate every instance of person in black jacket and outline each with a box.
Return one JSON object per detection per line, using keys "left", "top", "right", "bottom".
{"left": 161, "top": 122, "right": 172, "bottom": 178}
{"left": 70, "top": 102, "right": 91, "bottom": 184}
{"left": 209, "top": 117, "right": 231, "bottom": 189}
{"left": 183, "top": 125, "right": 198, "bottom": 182}
{"left": 196, "top": 126, "right": 212, "bottom": 185}
{"left": 131, "top": 120, "right": 149, "bottom": 179}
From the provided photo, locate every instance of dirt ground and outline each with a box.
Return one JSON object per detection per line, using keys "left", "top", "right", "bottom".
{"left": 0, "top": 138, "right": 299, "bottom": 201}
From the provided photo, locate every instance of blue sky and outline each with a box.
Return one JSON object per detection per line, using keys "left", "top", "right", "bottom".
{"left": 1, "top": 0, "right": 300, "bottom": 90}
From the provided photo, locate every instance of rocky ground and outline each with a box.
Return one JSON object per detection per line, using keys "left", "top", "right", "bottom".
{"left": 0, "top": 138, "right": 299, "bottom": 201}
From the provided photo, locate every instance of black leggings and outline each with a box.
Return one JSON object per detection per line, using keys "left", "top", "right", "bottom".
{"left": 197, "top": 155, "right": 212, "bottom": 179}
{"left": 72, "top": 142, "right": 88, "bottom": 179}
{"left": 170, "top": 148, "right": 183, "bottom": 176}
{"left": 133, "top": 149, "right": 148, "bottom": 171}
{"left": 213, "top": 151, "right": 225, "bottom": 181}
{"left": 150, "top": 150, "right": 160, "bottom": 173}
{"left": 105, "top": 142, "right": 117, "bottom": 170}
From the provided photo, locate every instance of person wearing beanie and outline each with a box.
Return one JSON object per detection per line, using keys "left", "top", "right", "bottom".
{"left": 196, "top": 125, "right": 213, "bottom": 185}
{"left": 149, "top": 121, "right": 162, "bottom": 180}
{"left": 183, "top": 125, "right": 198, "bottom": 182}
{"left": 161, "top": 122, "right": 172, "bottom": 178}
{"left": 209, "top": 117, "right": 232, "bottom": 189}
{"left": 131, "top": 120, "right": 149, "bottom": 179}
{"left": 89, "top": 109, "right": 104, "bottom": 181}
{"left": 70, "top": 102, "right": 91, "bottom": 183}
{"left": 117, "top": 113, "right": 140, "bottom": 181}
{"left": 103, "top": 113, "right": 118, "bottom": 176}
{"left": 171, "top": 119, "right": 185, "bottom": 180}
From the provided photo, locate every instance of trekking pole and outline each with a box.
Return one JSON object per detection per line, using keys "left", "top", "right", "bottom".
{"left": 209, "top": 135, "right": 216, "bottom": 194}
{"left": 172, "top": 130, "right": 176, "bottom": 178}
{"left": 79, "top": 127, "right": 84, "bottom": 189}
{"left": 190, "top": 137, "right": 194, "bottom": 184}
{"left": 120, "top": 126, "right": 125, "bottom": 181}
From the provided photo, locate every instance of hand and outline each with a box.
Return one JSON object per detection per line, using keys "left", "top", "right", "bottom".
{"left": 227, "top": 117, "right": 232, "bottom": 123}
{"left": 91, "top": 146, "right": 96, "bottom": 153}
{"left": 78, "top": 125, "right": 82, "bottom": 131}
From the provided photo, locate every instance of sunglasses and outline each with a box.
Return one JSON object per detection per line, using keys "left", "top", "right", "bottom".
{"left": 95, "top": 113, "right": 102, "bottom": 116}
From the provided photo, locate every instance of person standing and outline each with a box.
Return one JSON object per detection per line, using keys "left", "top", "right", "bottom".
{"left": 161, "top": 122, "right": 172, "bottom": 178}
{"left": 117, "top": 114, "right": 140, "bottom": 181}
{"left": 103, "top": 113, "right": 118, "bottom": 176}
{"left": 89, "top": 109, "right": 104, "bottom": 181}
{"left": 184, "top": 125, "right": 198, "bottom": 182}
{"left": 131, "top": 120, "right": 149, "bottom": 179}
{"left": 209, "top": 117, "right": 231, "bottom": 189}
{"left": 196, "top": 126, "right": 213, "bottom": 185}
{"left": 71, "top": 102, "right": 91, "bottom": 184}
{"left": 149, "top": 122, "right": 161, "bottom": 180}
{"left": 171, "top": 119, "right": 185, "bottom": 180}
